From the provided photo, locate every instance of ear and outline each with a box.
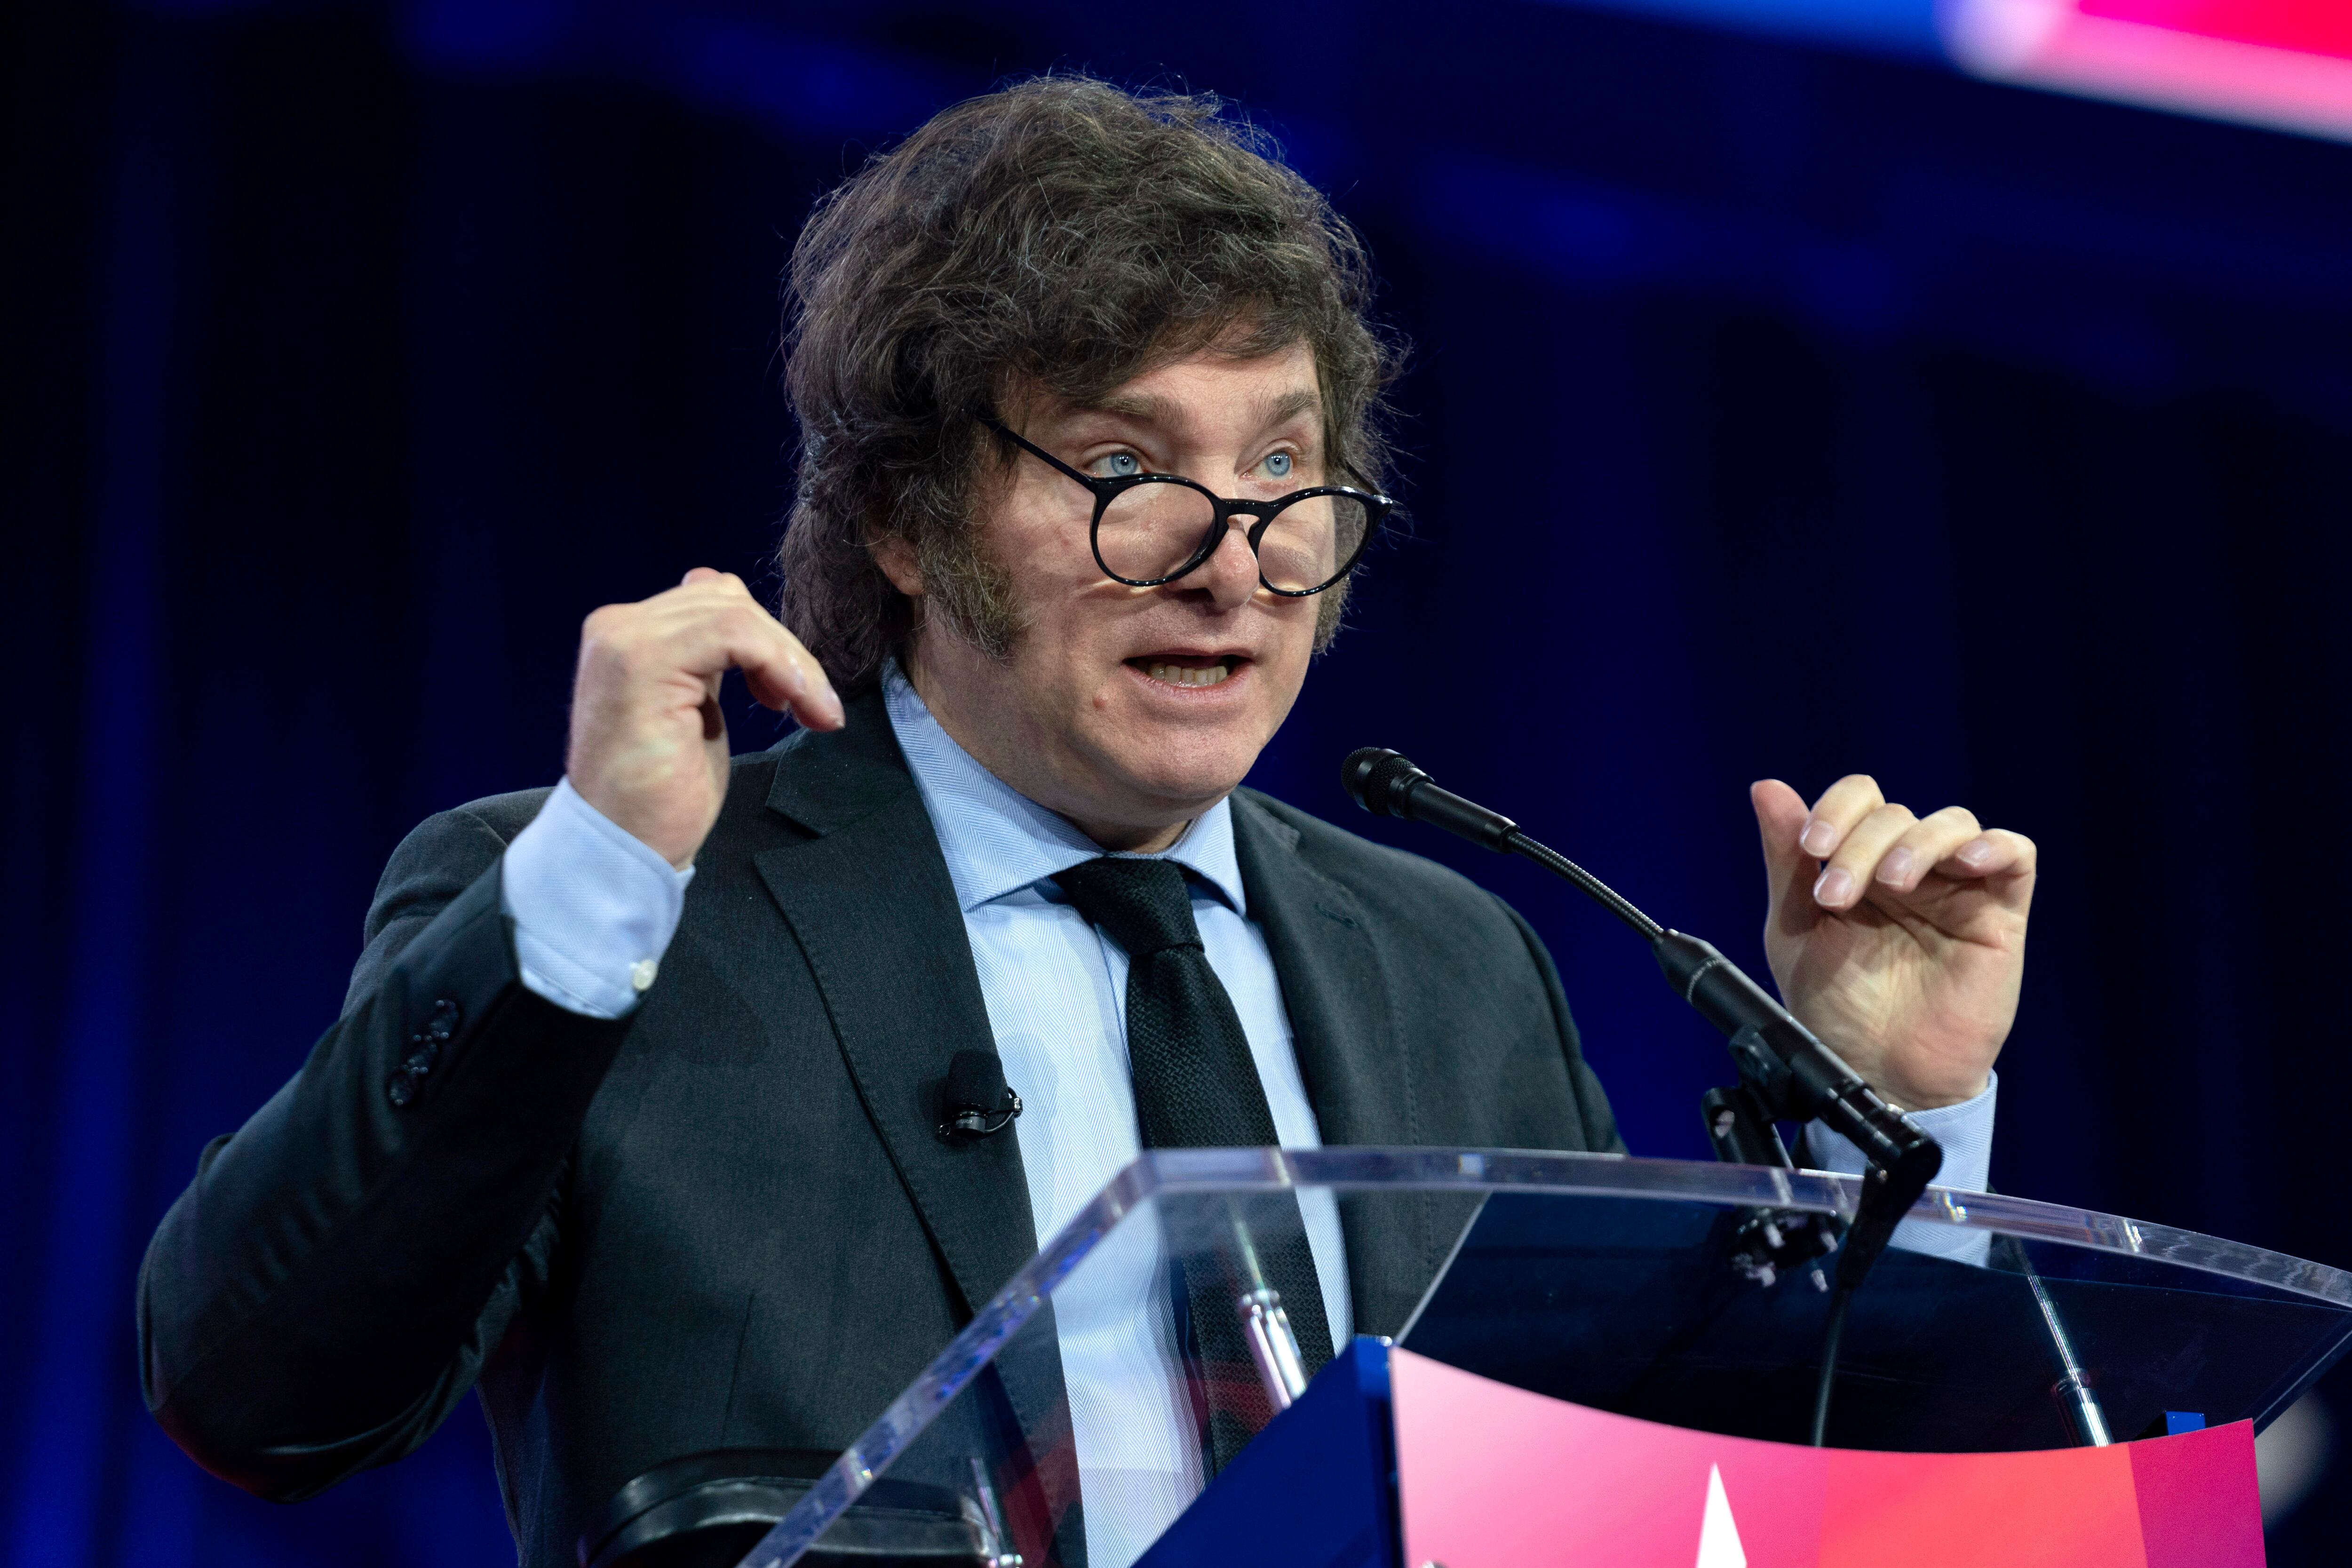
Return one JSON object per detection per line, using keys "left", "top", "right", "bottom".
{"left": 872, "top": 533, "right": 924, "bottom": 597}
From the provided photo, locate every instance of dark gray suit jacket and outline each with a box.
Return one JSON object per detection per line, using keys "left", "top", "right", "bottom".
{"left": 138, "top": 688, "right": 1621, "bottom": 1567}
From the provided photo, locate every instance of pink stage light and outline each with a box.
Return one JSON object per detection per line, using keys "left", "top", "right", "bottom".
{"left": 1941, "top": 0, "right": 2352, "bottom": 142}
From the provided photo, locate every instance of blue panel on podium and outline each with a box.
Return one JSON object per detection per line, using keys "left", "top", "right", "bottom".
{"left": 1132, "top": 1335, "right": 1398, "bottom": 1568}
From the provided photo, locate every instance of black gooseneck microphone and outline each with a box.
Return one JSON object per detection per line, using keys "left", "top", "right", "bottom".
{"left": 1343, "top": 747, "right": 1944, "bottom": 1444}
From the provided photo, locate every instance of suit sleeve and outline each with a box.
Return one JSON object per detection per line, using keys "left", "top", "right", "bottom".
{"left": 1501, "top": 899, "right": 1627, "bottom": 1156}
{"left": 136, "top": 804, "right": 633, "bottom": 1501}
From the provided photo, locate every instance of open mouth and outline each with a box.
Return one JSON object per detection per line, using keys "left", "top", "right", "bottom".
{"left": 1128, "top": 655, "right": 1245, "bottom": 689}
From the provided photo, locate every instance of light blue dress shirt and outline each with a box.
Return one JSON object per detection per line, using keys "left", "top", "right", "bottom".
{"left": 880, "top": 667, "right": 1352, "bottom": 1563}
{"left": 493, "top": 663, "right": 1999, "bottom": 1566}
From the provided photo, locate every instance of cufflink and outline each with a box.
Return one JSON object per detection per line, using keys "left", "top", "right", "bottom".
{"left": 630, "top": 958, "right": 659, "bottom": 993}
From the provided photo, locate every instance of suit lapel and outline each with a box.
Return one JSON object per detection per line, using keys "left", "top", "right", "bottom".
{"left": 1230, "top": 791, "right": 1407, "bottom": 1148}
{"left": 752, "top": 694, "right": 1041, "bottom": 1321}
{"left": 1232, "top": 790, "right": 1467, "bottom": 1336}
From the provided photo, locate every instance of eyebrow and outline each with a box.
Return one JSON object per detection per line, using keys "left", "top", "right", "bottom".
{"left": 1077, "top": 385, "right": 1324, "bottom": 436}
{"left": 1256, "top": 387, "right": 1324, "bottom": 430}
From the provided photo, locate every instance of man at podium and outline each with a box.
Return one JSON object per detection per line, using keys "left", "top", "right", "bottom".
{"left": 138, "top": 75, "right": 2034, "bottom": 1568}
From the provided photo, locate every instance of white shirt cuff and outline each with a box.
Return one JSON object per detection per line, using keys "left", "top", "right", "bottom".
{"left": 1807, "top": 1071, "right": 1997, "bottom": 1263}
{"left": 499, "top": 777, "right": 694, "bottom": 1019}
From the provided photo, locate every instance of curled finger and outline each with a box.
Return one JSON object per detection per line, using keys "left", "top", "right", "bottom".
{"left": 1814, "top": 800, "right": 1916, "bottom": 910}
{"left": 1797, "top": 774, "right": 1886, "bottom": 860}
{"left": 1939, "top": 827, "right": 2036, "bottom": 881}
{"left": 1872, "top": 804, "right": 1983, "bottom": 893}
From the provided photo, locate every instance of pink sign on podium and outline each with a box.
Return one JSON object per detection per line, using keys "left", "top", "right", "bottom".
{"left": 1389, "top": 1347, "right": 2264, "bottom": 1568}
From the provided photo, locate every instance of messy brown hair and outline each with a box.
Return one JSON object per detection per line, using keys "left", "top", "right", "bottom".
{"left": 776, "top": 74, "right": 1403, "bottom": 691}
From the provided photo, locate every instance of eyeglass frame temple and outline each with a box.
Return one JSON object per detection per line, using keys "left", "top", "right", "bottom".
{"left": 978, "top": 416, "right": 1391, "bottom": 596}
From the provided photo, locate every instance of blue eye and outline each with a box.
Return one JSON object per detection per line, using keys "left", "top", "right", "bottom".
{"left": 1263, "top": 452, "right": 1294, "bottom": 480}
{"left": 1095, "top": 452, "right": 1142, "bottom": 478}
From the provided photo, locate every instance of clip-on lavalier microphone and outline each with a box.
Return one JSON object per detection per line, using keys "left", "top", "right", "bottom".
{"left": 941, "top": 1049, "right": 1024, "bottom": 1139}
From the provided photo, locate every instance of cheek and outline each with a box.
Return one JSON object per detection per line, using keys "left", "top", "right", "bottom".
{"left": 982, "top": 468, "right": 1095, "bottom": 588}
{"left": 1034, "top": 506, "right": 1121, "bottom": 596}
{"left": 1044, "top": 531, "right": 1107, "bottom": 591}
{"left": 991, "top": 524, "right": 1100, "bottom": 641}
{"left": 1266, "top": 600, "right": 1321, "bottom": 669}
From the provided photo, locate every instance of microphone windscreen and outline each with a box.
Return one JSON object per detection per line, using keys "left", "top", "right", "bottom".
{"left": 1342, "top": 748, "right": 1388, "bottom": 812}
{"left": 1342, "top": 748, "right": 1424, "bottom": 818}
{"left": 944, "top": 1049, "right": 1012, "bottom": 1114}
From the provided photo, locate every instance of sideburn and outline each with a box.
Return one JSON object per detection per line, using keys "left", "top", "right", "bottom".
{"left": 911, "top": 519, "right": 1028, "bottom": 662}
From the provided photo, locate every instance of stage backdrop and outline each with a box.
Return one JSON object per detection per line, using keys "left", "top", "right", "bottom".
{"left": 6, "top": 1, "right": 2350, "bottom": 1565}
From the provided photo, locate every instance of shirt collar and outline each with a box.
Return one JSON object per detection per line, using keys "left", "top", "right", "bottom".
{"left": 882, "top": 662, "right": 1246, "bottom": 917}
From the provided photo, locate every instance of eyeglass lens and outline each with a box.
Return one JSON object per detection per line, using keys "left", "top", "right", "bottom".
{"left": 1098, "top": 481, "right": 1369, "bottom": 593}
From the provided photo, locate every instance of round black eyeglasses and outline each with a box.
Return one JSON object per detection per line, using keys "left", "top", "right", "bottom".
{"left": 983, "top": 418, "right": 1393, "bottom": 597}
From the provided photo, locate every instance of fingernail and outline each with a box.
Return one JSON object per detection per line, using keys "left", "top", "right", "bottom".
{"left": 1813, "top": 867, "right": 1854, "bottom": 907}
{"left": 1876, "top": 847, "right": 1915, "bottom": 887}
{"left": 1800, "top": 819, "right": 1839, "bottom": 857}
{"left": 1958, "top": 837, "right": 1993, "bottom": 868}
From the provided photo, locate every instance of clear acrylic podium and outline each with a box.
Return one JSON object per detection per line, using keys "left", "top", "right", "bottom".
{"left": 720, "top": 1149, "right": 2352, "bottom": 1568}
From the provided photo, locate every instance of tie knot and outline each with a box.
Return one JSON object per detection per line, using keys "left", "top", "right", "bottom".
{"left": 1054, "top": 857, "right": 1203, "bottom": 957}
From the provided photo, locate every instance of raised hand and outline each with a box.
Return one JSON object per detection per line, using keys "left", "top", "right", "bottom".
{"left": 566, "top": 568, "right": 844, "bottom": 868}
{"left": 1750, "top": 776, "right": 2035, "bottom": 1110}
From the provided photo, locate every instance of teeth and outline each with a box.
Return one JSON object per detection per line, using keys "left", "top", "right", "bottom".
{"left": 1144, "top": 661, "right": 1233, "bottom": 688}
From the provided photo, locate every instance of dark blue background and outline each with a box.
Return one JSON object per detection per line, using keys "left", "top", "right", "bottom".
{"left": 8, "top": 0, "right": 2350, "bottom": 1562}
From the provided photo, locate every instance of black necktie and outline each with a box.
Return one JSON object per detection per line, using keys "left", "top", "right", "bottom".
{"left": 1053, "top": 856, "right": 1335, "bottom": 1468}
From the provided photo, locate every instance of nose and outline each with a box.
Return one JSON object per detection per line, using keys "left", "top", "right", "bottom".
{"left": 1180, "top": 515, "right": 1263, "bottom": 611}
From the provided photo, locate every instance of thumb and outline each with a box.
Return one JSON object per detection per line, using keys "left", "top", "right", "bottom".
{"left": 1751, "top": 779, "right": 1816, "bottom": 936}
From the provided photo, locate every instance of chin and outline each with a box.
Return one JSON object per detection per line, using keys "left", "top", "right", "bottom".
{"left": 1094, "top": 725, "right": 1267, "bottom": 813}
